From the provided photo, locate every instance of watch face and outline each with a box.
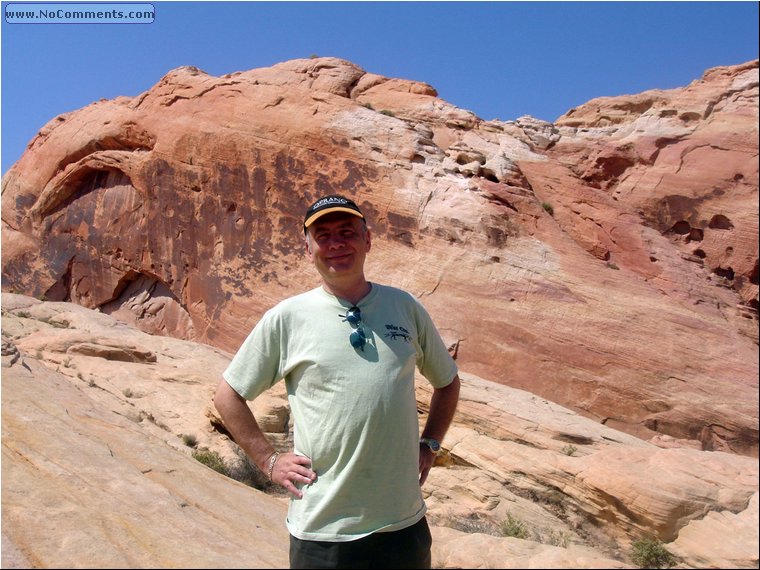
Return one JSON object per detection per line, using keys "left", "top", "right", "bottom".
{"left": 423, "top": 438, "right": 440, "bottom": 452}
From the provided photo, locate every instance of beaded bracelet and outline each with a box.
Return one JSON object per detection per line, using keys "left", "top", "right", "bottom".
{"left": 266, "top": 451, "right": 280, "bottom": 481}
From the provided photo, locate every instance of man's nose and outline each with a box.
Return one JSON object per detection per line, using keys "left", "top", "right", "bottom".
{"left": 327, "top": 234, "right": 347, "bottom": 248}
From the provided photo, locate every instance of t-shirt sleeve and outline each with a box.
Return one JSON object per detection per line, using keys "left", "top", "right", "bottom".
{"left": 222, "top": 309, "right": 283, "bottom": 400}
{"left": 412, "top": 298, "right": 458, "bottom": 388}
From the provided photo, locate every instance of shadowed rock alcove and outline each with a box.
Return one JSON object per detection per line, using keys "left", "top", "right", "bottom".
{"left": 99, "top": 272, "right": 195, "bottom": 340}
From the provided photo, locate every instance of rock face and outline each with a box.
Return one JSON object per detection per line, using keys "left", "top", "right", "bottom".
{"left": 1, "top": 58, "right": 758, "bottom": 457}
{"left": 1, "top": 295, "right": 289, "bottom": 569}
{"left": 2, "top": 295, "right": 758, "bottom": 569}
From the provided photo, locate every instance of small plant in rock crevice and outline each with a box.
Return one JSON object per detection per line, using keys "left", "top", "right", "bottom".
{"left": 181, "top": 433, "right": 198, "bottom": 448}
{"left": 192, "top": 448, "right": 229, "bottom": 476}
{"left": 630, "top": 537, "right": 677, "bottom": 569}
{"left": 501, "top": 512, "right": 529, "bottom": 539}
{"left": 561, "top": 444, "right": 578, "bottom": 456}
{"left": 190, "top": 445, "right": 286, "bottom": 495}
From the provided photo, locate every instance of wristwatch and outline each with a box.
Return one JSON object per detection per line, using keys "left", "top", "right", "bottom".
{"left": 420, "top": 437, "right": 442, "bottom": 455}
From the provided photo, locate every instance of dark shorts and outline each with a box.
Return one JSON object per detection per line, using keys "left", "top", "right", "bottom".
{"left": 289, "top": 516, "right": 432, "bottom": 569}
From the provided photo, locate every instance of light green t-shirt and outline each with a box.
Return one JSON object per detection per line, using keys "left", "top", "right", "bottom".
{"left": 223, "top": 283, "right": 458, "bottom": 541}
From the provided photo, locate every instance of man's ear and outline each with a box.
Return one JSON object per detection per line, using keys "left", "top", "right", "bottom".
{"left": 304, "top": 234, "right": 313, "bottom": 256}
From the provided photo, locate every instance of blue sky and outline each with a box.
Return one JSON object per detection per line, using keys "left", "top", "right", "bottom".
{"left": 1, "top": 1, "right": 758, "bottom": 174}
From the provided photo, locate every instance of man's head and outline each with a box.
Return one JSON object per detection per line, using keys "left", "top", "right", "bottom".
{"left": 303, "top": 195, "right": 364, "bottom": 234}
{"left": 303, "top": 195, "right": 371, "bottom": 283}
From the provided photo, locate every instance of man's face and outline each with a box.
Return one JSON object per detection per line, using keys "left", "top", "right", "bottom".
{"left": 305, "top": 212, "right": 371, "bottom": 280}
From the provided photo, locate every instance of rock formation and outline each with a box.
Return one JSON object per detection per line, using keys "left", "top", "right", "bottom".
{"left": 1, "top": 58, "right": 757, "bottom": 457}
{"left": 2, "top": 294, "right": 757, "bottom": 568}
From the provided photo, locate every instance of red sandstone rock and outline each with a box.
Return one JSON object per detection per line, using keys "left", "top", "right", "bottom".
{"left": 2, "top": 57, "right": 757, "bottom": 456}
{"left": 2, "top": 296, "right": 757, "bottom": 568}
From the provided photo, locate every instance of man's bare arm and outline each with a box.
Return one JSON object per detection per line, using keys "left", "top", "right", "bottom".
{"left": 419, "top": 374, "right": 461, "bottom": 485}
{"left": 213, "top": 379, "right": 316, "bottom": 497}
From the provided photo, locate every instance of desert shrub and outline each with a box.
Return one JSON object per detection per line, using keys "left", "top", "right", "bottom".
{"left": 541, "top": 202, "right": 554, "bottom": 216}
{"left": 227, "top": 446, "right": 271, "bottom": 490}
{"left": 630, "top": 538, "right": 677, "bottom": 569}
{"left": 540, "top": 528, "right": 569, "bottom": 548}
{"left": 191, "top": 445, "right": 285, "bottom": 494}
{"left": 561, "top": 444, "right": 578, "bottom": 456}
{"left": 192, "top": 449, "right": 229, "bottom": 477}
{"left": 501, "top": 513, "right": 529, "bottom": 539}
{"left": 180, "top": 433, "right": 198, "bottom": 448}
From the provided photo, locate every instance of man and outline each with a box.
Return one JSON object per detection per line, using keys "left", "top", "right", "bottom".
{"left": 214, "top": 194, "right": 460, "bottom": 569}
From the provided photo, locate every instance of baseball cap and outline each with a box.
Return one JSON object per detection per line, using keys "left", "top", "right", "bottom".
{"left": 303, "top": 195, "right": 364, "bottom": 232}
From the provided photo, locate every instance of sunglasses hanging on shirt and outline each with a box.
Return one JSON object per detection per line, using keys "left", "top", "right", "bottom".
{"left": 340, "top": 306, "right": 367, "bottom": 351}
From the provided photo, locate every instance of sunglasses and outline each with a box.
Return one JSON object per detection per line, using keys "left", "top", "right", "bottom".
{"left": 341, "top": 306, "right": 367, "bottom": 351}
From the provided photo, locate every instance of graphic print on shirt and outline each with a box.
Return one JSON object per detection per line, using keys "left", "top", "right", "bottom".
{"left": 384, "top": 323, "right": 412, "bottom": 342}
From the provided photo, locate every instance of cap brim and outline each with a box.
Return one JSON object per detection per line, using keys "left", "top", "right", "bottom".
{"left": 304, "top": 207, "right": 364, "bottom": 228}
